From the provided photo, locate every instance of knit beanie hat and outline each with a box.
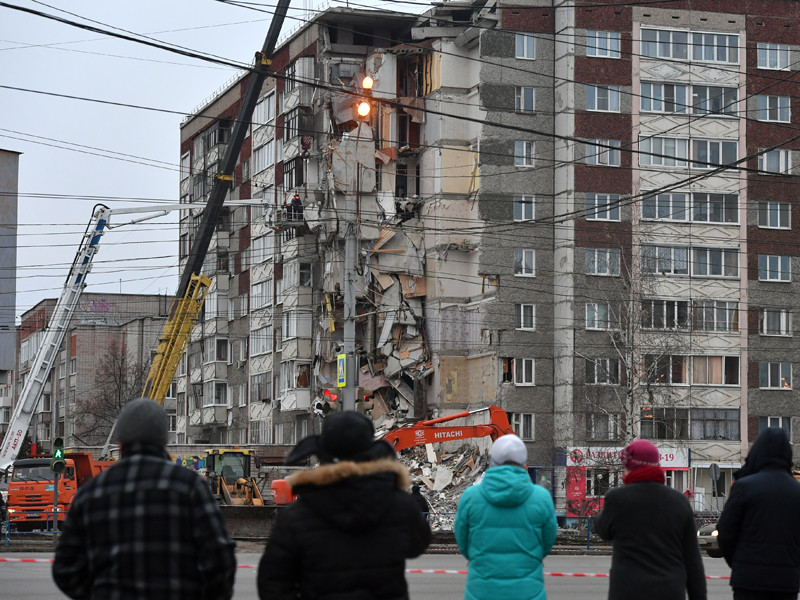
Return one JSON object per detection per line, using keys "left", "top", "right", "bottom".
{"left": 115, "top": 398, "right": 169, "bottom": 447}
{"left": 621, "top": 439, "right": 661, "bottom": 470}
{"left": 490, "top": 434, "right": 528, "bottom": 467}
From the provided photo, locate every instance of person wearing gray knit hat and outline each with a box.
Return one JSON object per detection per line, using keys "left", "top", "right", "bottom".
{"left": 114, "top": 397, "right": 169, "bottom": 447}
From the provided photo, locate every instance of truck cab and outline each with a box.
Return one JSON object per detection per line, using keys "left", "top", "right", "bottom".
{"left": 7, "top": 457, "right": 77, "bottom": 531}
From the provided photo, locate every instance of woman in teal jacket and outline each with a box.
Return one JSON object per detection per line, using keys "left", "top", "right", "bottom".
{"left": 455, "top": 435, "right": 558, "bottom": 600}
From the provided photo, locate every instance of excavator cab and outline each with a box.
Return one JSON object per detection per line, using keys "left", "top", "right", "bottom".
{"left": 205, "top": 449, "right": 264, "bottom": 506}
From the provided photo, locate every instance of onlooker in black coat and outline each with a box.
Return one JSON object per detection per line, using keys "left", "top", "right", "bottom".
{"left": 257, "top": 412, "right": 431, "bottom": 600}
{"left": 411, "top": 484, "right": 431, "bottom": 520}
{"left": 717, "top": 427, "right": 800, "bottom": 600}
{"left": 593, "top": 439, "right": 706, "bottom": 600}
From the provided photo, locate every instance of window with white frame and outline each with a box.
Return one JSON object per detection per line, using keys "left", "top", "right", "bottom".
{"left": 691, "top": 140, "right": 737, "bottom": 169}
{"left": 251, "top": 233, "right": 274, "bottom": 265}
{"left": 639, "top": 136, "right": 688, "bottom": 167}
{"left": 585, "top": 248, "right": 620, "bottom": 276}
{"left": 760, "top": 362, "right": 792, "bottom": 389}
{"left": 514, "top": 358, "right": 535, "bottom": 385}
{"left": 586, "top": 358, "right": 620, "bottom": 384}
{"left": 250, "top": 325, "right": 272, "bottom": 356}
{"left": 642, "top": 299, "right": 690, "bottom": 330}
{"left": 691, "top": 32, "right": 739, "bottom": 63}
{"left": 642, "top": 29, "right": 689, "bottom": 59}
{"left": 180, "top": 153, "right": 190, "bottom": 183}
{"left": 691, "top": 355, "right": 739, "bottom": 385}
{"left": 585, "top": 194, "right": 620, "bottom": 220}
{"left": 514, "top": 249, "right": 535, "bottom": 276}
{"left": 509, "top": 412, "right": 534, "bottom": 440}
{"left": 59, "top": 362, "right": 66, "bottom": 379}
{"left": 251, "top": 371, "right": 272, "bottom": 403}
{"left": 588, "top": 413, "right": 620, "bottom": 441}
{"left": 758, "top": 201, "right": 791, "bottom": 229}
{"left": 204, "top": 337, "right": 229, "bottom": 363}
{"left": 692, "top": 193, "right": 738, "bottom": 223}
{"left": 515, "top": 86, "right": 535, "bottom": 112}
{"left": 513, "top": 195, "right": 534, "bottom": 221}
{"left": 760, "top": 309, "right": 792, "bottom": 336}
{"left": 691, "top": 86, "right": 738, "bottom": 116}
{"left": 69, "top": 358, "right": 76, "bottom": 375}
{"left": 690, "top": 409, "right": 740, "bottom": 441}
{"left": 251, "top": 280, "right": 272, "bottom": 310}
{"left": 757, "top": 95, "right": 790, "bottom": 122}
{"left": 254, "top": 93, "right": 275, "bottom": 125}
{"left": 758, "top": 43, "right": 790, "bottom": 70}
{"left": 282, "top": 310, "right": 310, "bottom": 340}
{"left": 585, "top": 140, "right": 621, "bottom": 166}
{"left": 279, "top": 361, "right": 309, "bottom": 392}
{"left": 641, "top": 83, "right": 688, "bottom": 113}
{"left": 238, "top": 383, "right": 248, "bottom": 407}
{"left": 586, "top": 85, "right": 620, "bottom": 111}
{"left": 645, "top": 354, "right": 688, "bottom": 385}
{"left": 586, "top": 302, "right": 612, "bottom": 330}
{"left": 759, "top": 254, "right": 791, "bottom": 282}
{"left": 642, "top": 192, "right": 688, "bottom": 221}
{"left": 759, "top": 149, "right": 792, "bottom": 174}
{"left": 515, "top": 303, "right": 535, "bottom": 330}
{"left": 692, "top": 248, "right": 739, "bottom": 277}
{"left": 693, "top": 300, "right": 738, "bottom": 332}
{"left": 586, "top": 30, "right": 620, "bottom": 58}
{"left": 203, "top": 381, "right": 228, "bottom": 406}
{"left": 514, "top": 141, "right": 535, "bottom": 166}
{"left": 253, "top": 145, "right": 267, "bottom": 174}
{"left": 515, "top": 33, "right": 535, "bottom": 59}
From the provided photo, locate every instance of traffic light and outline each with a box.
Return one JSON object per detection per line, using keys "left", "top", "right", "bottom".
{"left": 50, "top": 437, "right": 66, "bottom": 473}
{"left": 356, "top": 75, "right": 373, "bottom": 120}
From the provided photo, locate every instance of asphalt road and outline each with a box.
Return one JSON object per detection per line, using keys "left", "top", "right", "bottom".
{"left": 0, "top": 549, "right": 733, "bottom": 599}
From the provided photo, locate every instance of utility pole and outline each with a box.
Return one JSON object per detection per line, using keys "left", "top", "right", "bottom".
{"left": 342, "top": 179, "right": 358, "bottom": 411}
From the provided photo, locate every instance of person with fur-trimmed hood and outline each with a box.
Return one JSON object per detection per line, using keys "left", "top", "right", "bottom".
{"left": 257, "top": 411, "right": 431, "bottom": 600}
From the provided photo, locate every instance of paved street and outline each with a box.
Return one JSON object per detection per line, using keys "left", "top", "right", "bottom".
{"left": 0, "top": 550, "right": 733, "bottom": 599}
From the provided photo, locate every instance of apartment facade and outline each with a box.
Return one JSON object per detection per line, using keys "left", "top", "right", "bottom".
{"left": 178, "top": 1, "right": 800, "bottom": 515}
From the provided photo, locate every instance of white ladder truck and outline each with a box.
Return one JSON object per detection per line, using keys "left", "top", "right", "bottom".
{"left": 0, "top": 205, "right": 110, "bottom": 471}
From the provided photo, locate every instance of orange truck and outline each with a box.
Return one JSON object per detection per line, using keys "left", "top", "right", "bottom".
{"left": 7, "top": 453, "right": 114, "bottom": 531}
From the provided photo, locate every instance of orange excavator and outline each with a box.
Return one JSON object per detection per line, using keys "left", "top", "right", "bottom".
{"left": 272, "top": 405, "right": 514, "bottom": 504}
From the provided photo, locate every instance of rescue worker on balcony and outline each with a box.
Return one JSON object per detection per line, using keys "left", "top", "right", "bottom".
{"left": 52, "top": 398, "right": 236, "bottom": 600}
{"left": 257, "top": 411, "right": 431, "bottom": 600}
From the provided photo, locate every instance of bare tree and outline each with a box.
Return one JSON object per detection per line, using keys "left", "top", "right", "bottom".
{"left": 75, "top": 340, "right": 149, "bottom": 446}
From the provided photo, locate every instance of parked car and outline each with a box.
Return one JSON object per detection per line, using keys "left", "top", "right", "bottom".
{"left": 697, "top": 522, "right": 722, "bottom": 558}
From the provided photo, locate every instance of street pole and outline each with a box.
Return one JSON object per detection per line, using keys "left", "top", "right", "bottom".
{"left": 52, "top": 399, "right": 59, "bottom": 539}
{"left": 341, "top": 172, "right": 358, "bottom": 412}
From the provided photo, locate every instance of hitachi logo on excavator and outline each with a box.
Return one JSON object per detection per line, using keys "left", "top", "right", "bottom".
{"left": 434, "top": 431, "right": 464, "bottom": 440}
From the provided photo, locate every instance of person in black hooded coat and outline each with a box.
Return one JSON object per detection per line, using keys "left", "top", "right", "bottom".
{"left": 257, "top": 412, "right": 431, "bottom": 600}
{"left": 717, "top": 427, "right": 800, "bottom": 600}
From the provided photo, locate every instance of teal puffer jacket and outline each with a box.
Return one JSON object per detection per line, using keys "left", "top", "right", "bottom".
{"left": 455, "top": 465, "right": 557, "bottom": 600}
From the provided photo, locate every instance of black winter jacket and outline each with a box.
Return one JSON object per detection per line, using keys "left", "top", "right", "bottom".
{"left": 593, "top": 481, "right": 706, "bottom": 600}
{"left": 257, "top": 459, "right": 431, "bottom": 600}
{"left": 717, "top": 427, "right": 800, "bottom": 593}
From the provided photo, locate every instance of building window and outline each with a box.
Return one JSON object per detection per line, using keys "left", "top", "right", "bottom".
{"left": 203, "top": 381, "right": 228, "bottom": 407}
{"left": 642, "top": 245, "right": 688, "bottom": 275}
{"left": 586, "top": 302, "right": 612, "bottom": 330}
{"left": 645, "top": 355, "right": 688, "bottom": 385}
{"left": 283, "top": 107, "right": 300, "bottom": 141}
{"left": 250, "top": 326, "right": 272, "bottom": 356}
{"left": 760, "top": 362, "right": 792, "bottom": 389}
{"left": 758, "top": 201, "right": 791, "bottom": 229}
{"left": 251, "top": 371, "right": 272, "bottom": 403}
{"left": 759, "top": 149, "right": 792, "bottom": 174}
{"left": 758, "top": 255, "right": 791, "bottom": 282}
{"left": 515, "top": 304, "right": 535, "bottom": 330}
{"left": 514, "top": 358, "right": 535, "bottom": 386}
{"left": 515, "top": 33, "right": 535, "bottom": 59}
{"left": 693, "top": 300, "right": 738, "bottom": 332}
{"left": 515, "top": 86, "right": 535, "bottom": 112}
{"left": 585, "top": 140, "right": 621, "bottom": 166}
{"left": 691, "top": 32, "right": 739, "bottom": 63}
{"left": 252, "top": 145, "right": 267, "bottom": 174}
{"left": 514, "top": 249, "right": 535, "bottom": 276}
{"left": 691, "top": 356, "right": 739, "bottom": 385}
{"left": 691, "top": 140, "right": 737, "bottom": 170}
{"left": 585, "top": 194, "right": 620, "bottom": 220}
{"left": 642, "top": 192, "right": 688, "bottom": 221}
{"left": 757, "top": 95, "right": 790, "bottom": 122}
{"left": 585, "top": 248, "right": 620, "bottom": 276}
{"left": 59, "top": 362, "right": 66, "bottom": 379}
{"left": 585, "top": 358, "right": 620, "bottom": 385}
{"left": 639, "top": 136, "right": 688, "bottom": 167}
{"left": 513, "top": 195, "right": 534, "bottom": 221}
{"left": 586, "top": 469, "right": 620, "bottom": 497}
{"left": 692, "top": 248, "right": 738, "bottom": 278}
{"left": 691, "top": 193, "right": 738, "bottom": 223}
{"left": 284, "top": 61, "right": 297, "bottom": 92}
{"left": 254, "top": 93, "right": 275, "bottom": 125}
{"left": 251, "top": 280, "right": 272, "bottom": 310}
{"left": 691, "top": 86, "right": 738, "bottom": 116}
{"left": 283, "top": 157, "right": 304, "bottom": 188}
{"left": 690, "top": 409, "right": 740, "bottom": 441}
{"left": 640, "top": 407, "right": 689, "bottom": 440}
{"left": 586, "top": 84, "right": 620, "bottom": 112}
{"left": 760, "top": 309, "right": 792, "bottom": 336}
{"left": 588, "top": 413, "right": 620, "bottom": 441}
{"left": 641, "top": 299, "right": 690, "bottom": 330}
{"left": 514, "top": 141, "right": 535, "bottom": 167}
{"left": 251, "top": 233, "right": 273, "bottom": 265}
{"left": 586, "top": 30, "right": 620, "bottom": 58}
{"left": 69, "top": 358, "right": 76, "bottom": 376}
{"left": 758, "top": 43, "right": 790, "bottom": 70}
{"left": 641, "top": 83, "right": 688, "bottom": 113}
{"left": 509, "top": 412, "right": 534, "bottom": 440}
{"left": 763, "top": 416, "right": 792, "bottom": 438}
{"left": 642, "top": 29, "right": 689, "bottom": 60}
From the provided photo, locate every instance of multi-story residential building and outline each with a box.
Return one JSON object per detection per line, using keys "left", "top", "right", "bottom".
{"left": 178, "top": 1, "right": 800, "bottom": 515}
{"left": 15, "top": 293, "right": 170, "bottom": 452}
{"left": 0, "top": 149, "right": 19, "bottom": 441}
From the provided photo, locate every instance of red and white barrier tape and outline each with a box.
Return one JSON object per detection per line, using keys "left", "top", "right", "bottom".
{"left": 0, "top": 558, "right": 731, "bottom": 579}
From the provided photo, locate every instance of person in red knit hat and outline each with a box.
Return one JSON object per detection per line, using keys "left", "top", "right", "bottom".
{"left": 592, "top": 439, "right": 706, "bottom": 600}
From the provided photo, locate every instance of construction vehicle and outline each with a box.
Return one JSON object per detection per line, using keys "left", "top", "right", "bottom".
{"left": 7, "top": 453, "right": 113, "bottom": 531}
{"left": 205, "top": 449, "right": 264, "bottom": 506}
{"left": 272, "top": 406, "right": 515, "bottom": 504}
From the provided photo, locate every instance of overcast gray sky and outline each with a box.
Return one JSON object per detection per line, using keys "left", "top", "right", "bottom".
{"left": 1, "top": 0, "right": 423, "bottom": 322}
